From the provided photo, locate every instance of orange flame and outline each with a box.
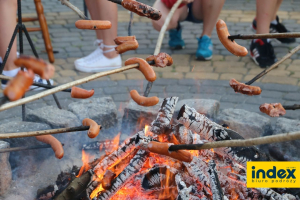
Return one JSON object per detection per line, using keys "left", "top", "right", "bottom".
{"left": 76, "top": 150, "right": 94, "bottom": 177}
{"left": 105, "top": 132, "right": 121, "bottom": 154}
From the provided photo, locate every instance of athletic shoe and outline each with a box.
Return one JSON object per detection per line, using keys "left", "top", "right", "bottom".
{"left": 252, "top": 16, "right": 296, "bottom": 44}
{"left": 196, "top": 35, "right": 213, "bottom": 61}
{"left": 1, "top": 69, "right": 54, "bottom": 91}
{"left": 250, "top": 39, "right": 277, "bottom": 68}
{"left": 168, "top": 25, "right": 185, "bottom": 50}
{"left": 74, "top": 39, "right": 104, "bottom": 66}
{"left": 74, "top": 45, "right": 122, "bottom": 73}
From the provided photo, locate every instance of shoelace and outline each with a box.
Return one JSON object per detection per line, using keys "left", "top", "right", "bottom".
{"left": 85, "top": 44, "right": 118, "bottom": 63}
{"left": 103, "top": 44, "right": 117, "bottom": 54}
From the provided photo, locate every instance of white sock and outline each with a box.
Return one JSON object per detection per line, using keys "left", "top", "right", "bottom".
{"left": 271, "top": 19, "right": 278, "bottom": 25}
{"left": 253, "top": 39, "right": 271, "bottom": 43}
{"left": 2, "top": 67, "right": 21, "bottom": 77}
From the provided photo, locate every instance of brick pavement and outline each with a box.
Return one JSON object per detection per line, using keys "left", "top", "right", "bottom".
{"left": 1, "top": 0, "right": 300, "bottom": 120}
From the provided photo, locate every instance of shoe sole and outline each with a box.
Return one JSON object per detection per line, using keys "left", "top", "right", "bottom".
{"left": 75, "top": 64, "right": 122, "bottom": 73}
{"left": 196, "top": 55, "right": 212, "bottom": 61}
{"left": 170, "top": 46, "right": 185, "bottom": 50}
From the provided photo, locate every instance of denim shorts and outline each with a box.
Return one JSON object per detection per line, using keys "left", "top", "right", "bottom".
{"left": 184, "top": 3, "right": 203, "bottom": 23}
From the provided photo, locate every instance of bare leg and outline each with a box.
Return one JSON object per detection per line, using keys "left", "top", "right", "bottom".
{"left": 152, "top": 0, "right": 188, "bottom": 31}
{"left": 192, "top": 0, "right": 225, "bottom": 37}
{"left": 256, "top": 0, "right": 277, "bottom": 34}
{"left": 0, "top": 0, "right": 18, "bottom": 71}
{"left": 85, "top": 0, "right": 118, "bottom": 58}
{"left": 272, "top": 0, "right": 283, "bottom": 20}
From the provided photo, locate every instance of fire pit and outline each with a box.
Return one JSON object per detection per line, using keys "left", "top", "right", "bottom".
{"left": 33, "top": 97, "right": 297, "bottom": 200}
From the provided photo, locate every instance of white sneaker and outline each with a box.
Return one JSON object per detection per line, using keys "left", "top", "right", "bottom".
{"left": 74, "top": 39, "right": 103, "bottom": 65}
{"left": 74, "top": 44, "right": 122, "bottom": 73}
{"left": 1, "top": 68, "right": 53, "bottom": 91}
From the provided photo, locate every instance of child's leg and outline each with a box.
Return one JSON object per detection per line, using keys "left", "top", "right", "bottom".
{"left": 152, "top": 0, "right": 188, "bottom": 31}
{"left": 0, "top": 0, "right": 18, "bottom": 71}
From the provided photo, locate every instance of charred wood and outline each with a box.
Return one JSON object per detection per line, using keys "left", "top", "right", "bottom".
{"left": 151, "top": 97, "right": 179, "bottom": 135}
{"left": 93, "top": 131, "right": 145, "bottom": 177}
{"left": 175, "top": 173, "right": 198, "bottom": 200}
{"left": 96, "top": 150, "right": 149, "bottom": 200}
{"left": 82, "top": 140, "right": 117, "bottom": 151}
{"left": 54, "top": 170, "right": 93, "bottom": 200}
{"left": 177, "top": 104, "right": 269, "bottom": 166}
{"left": 172, "top": 124, "right": 202, "bottom": 145}
{"left": 207, "top": 160, "right": 224, "bottom": 200}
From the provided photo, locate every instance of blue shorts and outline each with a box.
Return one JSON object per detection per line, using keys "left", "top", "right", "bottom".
{"left": 184, "top": 3, "right": 203, "bottom": 23}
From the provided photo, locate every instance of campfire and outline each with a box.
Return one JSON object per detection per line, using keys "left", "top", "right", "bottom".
{"left": 37, "top": 97, "right": 296, "bottom": 200}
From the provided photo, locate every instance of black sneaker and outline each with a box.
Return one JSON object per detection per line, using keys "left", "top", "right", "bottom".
{"left": 252, "top": 16, "right": 296, "bottom": 44}
{"left": 250, "top": 39, "right": 277, "bottom": 68}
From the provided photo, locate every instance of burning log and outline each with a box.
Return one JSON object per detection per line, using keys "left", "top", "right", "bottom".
{"left": 54, "top": 170, "right": 93, "bottom": 200}
{"left": 141, "top": 166, "right": 176, "bottom": 197}
{"left": 175, "top": 174, "right": 197, "bottom": 200}
{"left": 150, "top": 97, "right": 179, "bottom": 135}
{"left": 177, "top": 104, "right": 269, "bottom": 166}
{"left": 172, "top": 124, "right": 202, "bottom": 145}
{"left": 96, "top": 149, "right": 149, "bottom": 200}
{"left": 93, "top": 131, "right": 146, "bottom": 177}
{"left": 207, "top": 160, "right": 224, "bottom": 200}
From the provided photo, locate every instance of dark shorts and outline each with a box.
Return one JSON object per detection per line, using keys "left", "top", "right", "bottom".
{"left": 184, "top": 3, "right": 203, "bottom": 23}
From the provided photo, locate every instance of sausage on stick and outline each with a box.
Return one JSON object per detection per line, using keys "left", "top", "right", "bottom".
{"left": 75, "top": 20, "right": 111, "bottom": 30}
{"left": 130, "top": 90, "right": 159, "bottom": 107}
{"left": 125, "top": 57, "right": 156, "bottom": 82}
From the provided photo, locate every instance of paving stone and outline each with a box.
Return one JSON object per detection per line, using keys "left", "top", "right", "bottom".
{"left": 121, "top": 98, "right": 163, "bottom": 135}
{"left": 267, "top": 118, "right": 300, "bottom": 160}
{"left": 217, "top": 108, "right": 271, "bottom": 139}
{"left": 283, "top": 93, "right": 300, "bottom": 101}
{"left": 68, "top": 97, "right": 117, "bottom": 129}
{"left": 262, "top": 83, "right": 299, "bottom": 92}
{"left": 26, "top": 106, "right": 80, "bottom": 128}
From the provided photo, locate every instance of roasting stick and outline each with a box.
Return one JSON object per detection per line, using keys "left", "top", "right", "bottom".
{"left": 0, "top": 74, "right": 71, "bottom": 92}
{"left": 0, "top": 64, "right": 140, "bottom": 111}
{"left": 0, "top": 126, "right": 92, "bottom": 139}
{"left": 168, "top": 130, "right": 300, "bottom": 151}
{"left": 282, "top": 104, "right": 300, "bottom": 110}
{"left": 245, "top": 44, "right": 300, "bottom": 85}
{"left": 59, "top": 0, "right": 89, "bottom": 19}
{"left": 143, "top": 0, "right": 183, "bottom": 97}
{"left": 228, "top": 32, "right": 300, "bottom": 40}
{"left": 0, "top": 143, "right": 65, "bottom": 153}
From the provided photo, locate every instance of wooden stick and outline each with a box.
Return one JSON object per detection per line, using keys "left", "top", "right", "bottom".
{"left": 59, "top": 0, "right": 89, "bottom": 19}
{"left": 283, "top": 104, "right": 300, "bottom": 110}
{"left": 0, "top": 75, "right": 71, "bottom": 92}
{"left": 168, "top": 130, "right": 300, "bottom": 151}
{"left": 228, "top": 32, "right": 300, "bottom": 40}
{"left": 0, "top": 64, "right": 138, "bottom": 112}
{"left": 0, "top": 143, "right": 65, "bottom": 153}
{"left": 245, "top": 44, "right": 300, "bottom": 85}
{"left": 143, "top": 0, "right": 183, "bottom": 97}
{"left": 0, "top": 126, "right": 90, "bottom": 139}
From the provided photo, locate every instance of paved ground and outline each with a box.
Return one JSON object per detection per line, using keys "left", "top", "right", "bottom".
{"left": 1, "top": 0, "right": 300, "bottom": 120}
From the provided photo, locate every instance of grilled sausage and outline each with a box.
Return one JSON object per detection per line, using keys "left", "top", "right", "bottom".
{"left": 115, "top": 40, "right": 139, "bottom": 54}
{"left": 130, "top": 90, "right": 159, "bottom": 107}
{"left": 125, "top": 57, "right": 156, "bottom": 82}
{"left": 82, "top": 118, "right": 101, "bottom": 139}
{"left": 35, "top": 135, "right": 64, "bottom": 159}
{"left": 102, "top": 170, "right": 116, "bottom": 190}
{"left": 3, "top": 70, "right": 34, "bottom": 101}
{"left": 216, "top": 19, "right": 248, "bottom": 57}
{"left": 70, "top": 86, "right": 94, "bottom": 99}
{"left": 14, "top": 55, "right": 55, "bottom": 79}
{"left": 114, "top": 36, "right": 136, "bottom": 45}
{"left": 259, "top": 103, "right": 286, "bottom": 117}
{"left": 146, "top": 141, "right": 193, "bottom": 162}
{"left": 121, "top": 0, "right": 161, "bottom": 20}
{"left": 229, "top": 79, "right": 261, "bottom": 96}
{"left": 75, "top": 20, "right": 111, "bottom": 30}
{"left": 146, "top": 52, "right": 173, "bottom": 68}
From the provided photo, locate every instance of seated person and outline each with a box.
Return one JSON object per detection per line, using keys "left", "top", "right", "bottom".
{"left": 152, "top": 0, "right": 225, "bottom": 61}
{"left": 250, "top": 0, "right": 295, "bottom": 68}
{"left": 74, "top": 0, "right": 121, "bottom": 72}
